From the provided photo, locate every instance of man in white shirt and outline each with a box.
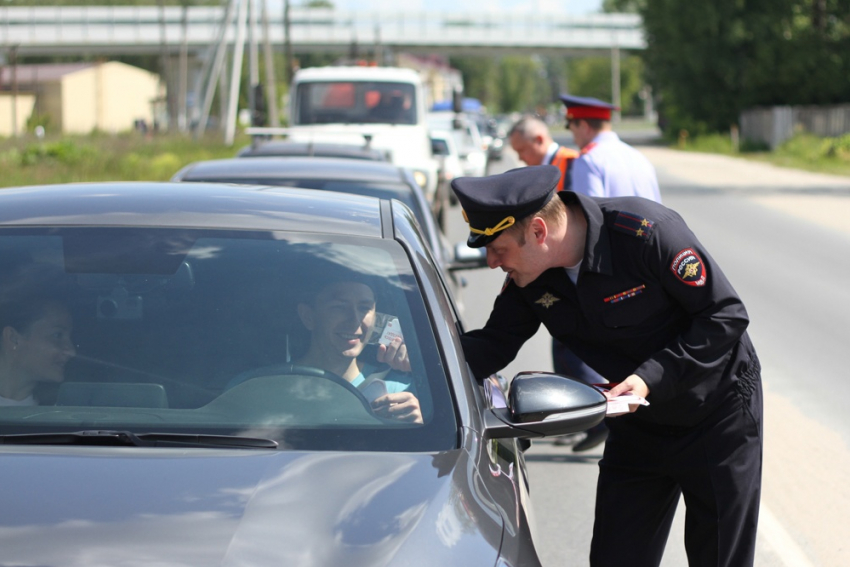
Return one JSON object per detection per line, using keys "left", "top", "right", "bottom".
{"left": 560, "top": 94, "right": 662, "bottom": 203}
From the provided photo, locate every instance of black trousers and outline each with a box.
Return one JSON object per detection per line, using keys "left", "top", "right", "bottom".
{"left": 589, "top": 380, "right": 763, "bottom": 567}
{"left": 551, "top": 338, "right": 604, "bottom": 385}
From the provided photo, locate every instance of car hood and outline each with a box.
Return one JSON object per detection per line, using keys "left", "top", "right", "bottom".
{"left": 0, "top": 446, "right": 503, "bottom": 566}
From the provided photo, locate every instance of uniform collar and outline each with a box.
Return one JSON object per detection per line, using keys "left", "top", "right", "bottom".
{"left": 557, "top": 191, "right": 613, "bottom": 276}
{"left": 592, "top": 130, "right": 620, "bottom": 144}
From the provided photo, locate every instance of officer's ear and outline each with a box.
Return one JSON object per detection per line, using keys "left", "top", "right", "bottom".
{"left": 529, "top": 217, "right": 548, "bottom": 244}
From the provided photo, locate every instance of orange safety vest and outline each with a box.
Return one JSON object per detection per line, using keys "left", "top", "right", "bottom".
{"left": 550, "top": 146, "right": 580, "bottom": 192}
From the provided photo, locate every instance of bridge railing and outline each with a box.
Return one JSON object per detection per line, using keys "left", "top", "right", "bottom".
{"left": 1, "top": 6, "right": 644, "bottom": 54}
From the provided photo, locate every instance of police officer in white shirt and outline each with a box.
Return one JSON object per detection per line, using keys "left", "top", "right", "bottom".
{"left": 560, "top": 94, "right": 662, "bottom": 203}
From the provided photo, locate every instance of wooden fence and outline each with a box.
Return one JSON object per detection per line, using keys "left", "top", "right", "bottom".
{"left": 740, "top": 103, "right": 850, "bottom": 149}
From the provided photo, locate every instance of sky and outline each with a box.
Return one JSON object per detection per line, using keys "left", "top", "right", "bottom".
{"left": 323, "top": 0, "right": 604, "bottom": 14}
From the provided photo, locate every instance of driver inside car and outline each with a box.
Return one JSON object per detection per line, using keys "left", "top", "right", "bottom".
{"left": 294, "top": 279, "right": 422, "bottom": 424}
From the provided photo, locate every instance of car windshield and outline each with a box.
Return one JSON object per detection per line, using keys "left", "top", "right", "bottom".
{"left": 0, "top": 228, "right": 457, "bottom": 452}
{"left": 296, "top": 81, "right": 417, "bottom": 125}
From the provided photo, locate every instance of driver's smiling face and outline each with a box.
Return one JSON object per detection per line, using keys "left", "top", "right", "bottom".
{"left": 301, "top": 281, "right": 377, "bottom": 360}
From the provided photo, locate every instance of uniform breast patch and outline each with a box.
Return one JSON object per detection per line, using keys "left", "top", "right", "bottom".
{"left": 670, "top": 248, "right": 707, "bottom": 286}
{"left": 604, "top": 284, "right": 646, "bottom": 304}
{"left": 613, "top": 211, "right": 654, "bottom": 241}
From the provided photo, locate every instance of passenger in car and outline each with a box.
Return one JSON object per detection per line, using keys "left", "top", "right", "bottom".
{"left": 295, "top": 279, "right": 422, "bottom": 424}
{"left": 0, "top": 293, "right": 76, "bottom": 406}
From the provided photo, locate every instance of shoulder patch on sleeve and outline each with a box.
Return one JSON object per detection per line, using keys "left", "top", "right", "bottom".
{"left": 612, "top": 211, "right": 654, "bottom": 241}
{"left": 670, "top": 248, "right": 707, "bottom": 286}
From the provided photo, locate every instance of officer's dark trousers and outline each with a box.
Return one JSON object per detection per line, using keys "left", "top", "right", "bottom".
{"left": 551, "top": 338, "right": 604, "bottom": 384}
{"left": 589, "top": 380, "right": 763, "bottom": 567}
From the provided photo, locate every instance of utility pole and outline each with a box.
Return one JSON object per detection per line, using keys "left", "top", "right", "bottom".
{"left": 611, "top": 36, "right": 621, "bottom": 124}
{"left": 178, "top": 2, "right": 189, "bottom": 132}
{"left": 248, "top": 0, "right": 259, "bottom": 124}
{"left": 224, "top": 0, "right": 248, "bottom": 145}
{"left": 284, "top": 0, "right": 293, "bottom": 85}
{"left": 10, "top": 45, "right": 18, "bottom": 138}
{"left": 157, "top": 0, "right": 175, "bottom": 131}
{"left": 194, "top": 0, "right": 238, "bottom": 139}
{"left": 194, "top": 0, "right": 277, "bottom": 142}
{"left": 261, "top": 0, "right": 279, "bottom": 127}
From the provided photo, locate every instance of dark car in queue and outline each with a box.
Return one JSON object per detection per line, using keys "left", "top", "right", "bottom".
{"left": 0, "top": 182, "right": 606, "bottom": 567}
{"left": 236, "top": 139, "right": 389, "bottom": 161}
{"left": 171, "top": 156, "right": 464, "bottom": 303}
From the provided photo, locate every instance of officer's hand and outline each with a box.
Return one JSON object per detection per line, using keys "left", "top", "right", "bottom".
{"left": 376, "top": 337, "right": 412, "bottom": 372}
{"left": 605, "top": 374, "right": 649, "bottom": 415}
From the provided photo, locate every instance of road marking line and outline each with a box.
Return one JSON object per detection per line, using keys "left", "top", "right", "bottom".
{"left": 759, "top": 504, "right": 815, "bottom": 567}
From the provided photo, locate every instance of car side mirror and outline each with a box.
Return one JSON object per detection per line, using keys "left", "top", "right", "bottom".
{"left": 482, "top": 372, "right": 607, "bottom": 440}
{"left": 448, "top": 242, "right": 488, "bottom": 271}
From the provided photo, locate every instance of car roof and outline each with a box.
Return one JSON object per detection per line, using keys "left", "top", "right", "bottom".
{"left": 237, "top": 141, "right": 388, "bottom": 161}
{"left": 0, "top": 181, "right": 385, "bottom": 237}
{"left": 294, "top": 66, "right": 420, "bottom": 83}
{"left": 175, "top": 157, "right": 411, "bottom": 184}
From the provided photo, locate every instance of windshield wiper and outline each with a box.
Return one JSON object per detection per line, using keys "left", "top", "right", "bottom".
{"left": 0, "top": 430, "right": 278, "bottom": 449}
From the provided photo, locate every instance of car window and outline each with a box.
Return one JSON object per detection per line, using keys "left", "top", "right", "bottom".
{"left": 0, "top": 228, "right": 457, "bottom": 452}
{"left": 296, "top": 81, "right": 417, "bottom": 125}
{"left": 431, "top": 138, "right": 450, "bottom": 156}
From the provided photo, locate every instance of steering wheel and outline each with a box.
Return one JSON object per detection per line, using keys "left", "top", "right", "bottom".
{"left": 231, "top": 363, "right": 376, "bottom": 415}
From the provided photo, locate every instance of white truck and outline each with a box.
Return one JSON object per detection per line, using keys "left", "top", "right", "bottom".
{"left": 283, "top": 66, "right": 440, "bottom": 205}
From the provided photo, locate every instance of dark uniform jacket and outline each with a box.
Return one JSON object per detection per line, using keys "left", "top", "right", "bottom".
{"left": 461, "top": 191, "right": 760, "bottom": 428}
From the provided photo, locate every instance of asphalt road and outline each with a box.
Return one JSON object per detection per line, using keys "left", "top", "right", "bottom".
{"left": 444, "top": 133, "right": 850, "bottom": 567}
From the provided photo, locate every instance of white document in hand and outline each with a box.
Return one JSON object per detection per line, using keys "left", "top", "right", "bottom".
{"left": 605, "top": 393, "right": 650, "bottom": 416}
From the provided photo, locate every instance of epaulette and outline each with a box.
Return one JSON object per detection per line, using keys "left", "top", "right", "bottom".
{"left": 612, "top": 210, "right": 654, "bottom": 241}
{"left": 580, "top": 141, "right": 597, "bottom": 156}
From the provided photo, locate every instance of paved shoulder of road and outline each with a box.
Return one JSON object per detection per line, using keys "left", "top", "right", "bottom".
{"left": 639, "top": 145, "right": 850, "bottom": 192}
{"left": 638, "top": 144, "right": 850, "bottom": 567}
{"left": 640, "top": 145, "right": 850, "bottom": 237}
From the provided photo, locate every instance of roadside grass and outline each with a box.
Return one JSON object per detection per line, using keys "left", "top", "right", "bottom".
{"left": 0, "top": 132, "right": 250, "bottom": 188}
{"left": 674, "top": 131, "right": 850, "bottom": 177}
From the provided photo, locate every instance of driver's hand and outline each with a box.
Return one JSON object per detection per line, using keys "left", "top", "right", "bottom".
{"left": 376, "top": 337, "right": 411, "bottom": 372}
{"left": 372, "top": 392, "right": 423, "bottom": 424}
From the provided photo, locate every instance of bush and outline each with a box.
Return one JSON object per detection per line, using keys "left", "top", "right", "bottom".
{"left": 0, "top": 132, "right": 249, "bottom": 188}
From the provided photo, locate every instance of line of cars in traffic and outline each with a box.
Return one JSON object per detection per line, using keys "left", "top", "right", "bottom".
{"left": 0, "top": 67, "right": 606, "bottom": 566}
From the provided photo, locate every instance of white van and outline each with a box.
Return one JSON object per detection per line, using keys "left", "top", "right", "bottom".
{"left": 286, "top": 66, "right": 439, "bottom": 202}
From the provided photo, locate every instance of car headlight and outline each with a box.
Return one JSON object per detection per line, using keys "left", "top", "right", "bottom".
{"left": 413, "top": 170, "right": 428, "bottom": 189}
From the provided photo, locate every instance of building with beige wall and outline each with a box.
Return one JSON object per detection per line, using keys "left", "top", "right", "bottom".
{"left": 0, "top": 61, "right": 162, "bottom": 135}
{"left": 0, "top": 93, "right": 35, "bottom": 137}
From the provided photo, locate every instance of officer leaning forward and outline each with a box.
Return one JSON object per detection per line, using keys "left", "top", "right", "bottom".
{"left": 453, "top": 165, "right": 763, "bottom": 567}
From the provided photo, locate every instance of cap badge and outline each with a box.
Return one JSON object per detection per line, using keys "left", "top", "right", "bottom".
{"left": 535, "top": 292, "right": 560, "bottom": 309}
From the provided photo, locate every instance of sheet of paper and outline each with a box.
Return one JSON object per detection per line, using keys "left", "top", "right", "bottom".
{"left": 604, "top": 393, "right": 650, "bottom": 415}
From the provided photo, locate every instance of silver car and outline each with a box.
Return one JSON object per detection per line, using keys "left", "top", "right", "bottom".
{"left": 0, "top": 182, "right": 605, "bottom": 566}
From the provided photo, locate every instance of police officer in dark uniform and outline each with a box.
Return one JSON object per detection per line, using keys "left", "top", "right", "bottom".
{"left": 452, "top": 165, "right": 763, "bottom": 567}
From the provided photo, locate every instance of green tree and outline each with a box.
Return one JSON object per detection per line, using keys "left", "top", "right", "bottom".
{"left": 563, "top": 55, "right": 645, "bottom": 116}
{"left": 497, "top": 56, "right": 549, "bottom": 113}
{"left": 635, "top": 0, "right": 850, "bottom": 136}
{"left": 449, "top": 55, "right": 549, "bottom": 114}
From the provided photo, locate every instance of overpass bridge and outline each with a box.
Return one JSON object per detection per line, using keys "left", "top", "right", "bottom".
{"left": 0, "top": 5, "right": 644, "bottom": 57}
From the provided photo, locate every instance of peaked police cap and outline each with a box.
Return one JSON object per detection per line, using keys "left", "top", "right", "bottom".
{"left": 559, "top": 94, "right": 619, "bottom": 121}
{"left": 450, "top": 165, "right": 560, "bottom": 248}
